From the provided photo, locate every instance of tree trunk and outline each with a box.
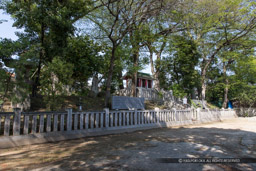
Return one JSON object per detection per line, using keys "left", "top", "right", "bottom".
{"left": 149, "top": 48, "right": 155, "bottom": 76}
{"left": 105, "top": 46, "right": 116, "bottom": 107}
{"left": 222, "top": 80, "right": 229, "bottom": 109}
{"left": 222, "top": 62, "right": 229, "bottom": 108}
{"left": 32, "top": 22, "right": 45, "bottom": 97}
{"left": 131, "top": 72, "right": 137, "bottom": 97}
{"left": 201, "top": 66, "right": 207, "bottom": 101}
{"left": 153, "top": 42, "right": 166, "bottom": 92}
{"left": 200, "top": 57, "right": 213, "bottom": 101}
{"left": 118, "top": 71, "right": 124, "bottom": 90}
{"left": 148, "top": 46, "right": 158, "bottom": 90}
{"left": 154, "top": 52, "right": 161, "bottom": 91}
{"left": 148, "top": 44, "right": 161, "bottom": 91}
{"left": 131, "top": 49, "right": 139, "bottom": 97}
{"left": 154, "top": 73, "right": 160, "bottom": 91}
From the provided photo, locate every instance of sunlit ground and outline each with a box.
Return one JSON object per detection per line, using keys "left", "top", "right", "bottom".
{"left": 0, "top": 117, "right": 255, "bottom": 171}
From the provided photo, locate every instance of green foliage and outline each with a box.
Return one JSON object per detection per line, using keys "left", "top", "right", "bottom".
{"left": 206, "top": 82, "right": 225, "bottom": 105}
{"left": 190, "top": 99, "right": 203, "bottom": 108}
{"left": 0, "top": 68, "right": 12, "bottom": 104}
{"left": 0, "top": 38, "right": 17, "bottom": 64}
{"left": 0, "top": 0, "right": 256, "bottom": 110}
{"left": 206, "top": 44, "right": 256, "bottom": 107}
{"left": 159, "top": 35, "right": 200, "bottom": 98}
{"left": 1, "top": 0, "right": 94, "bottom": 98}
{"left": 65, "top": 35, "right": 103, "bottom": 95}
{"left": 40, "top": 57, "right": 74, "bottom": 110}
{"left": 230, "top": 83, "right": 256, "bottom": 107}
{"left": 0, "top": 38, "right": 33, "bottom": 106}
{"left": 3, "top": 0, "right": 92, "bottom": 55}
{"left": 0, "top": 38, "right": 15, "bottom": 104}
{"left": 170, "top": 84, "right": 186, "bottom": 98}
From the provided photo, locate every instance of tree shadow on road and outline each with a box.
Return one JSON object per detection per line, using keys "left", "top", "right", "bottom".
{"left": 1, "top": 123, "right": 256, "bottom": 171}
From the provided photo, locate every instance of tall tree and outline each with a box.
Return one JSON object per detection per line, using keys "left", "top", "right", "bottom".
{"left": 144, "top": 0, "right": 186, "bottom": 91}
{"left": 65, "top": 35, "right": 104, "bottom": 95}
{"left": 159, "top": 35, "right": 200, "bottom": 98}
{"left": 0, "top": 37, "right": 35, "bottom": 109}
{"left": 86, "top": 0, "right": 164, "bottom": 106}
{"left": 183, "top": 0, "right": 256, "bottom": 100}
{"left": 40, "top": 57, "right": 74, "bottom": 110}
{"left": 1, "top": 0, "right": 94, "bottom": 96}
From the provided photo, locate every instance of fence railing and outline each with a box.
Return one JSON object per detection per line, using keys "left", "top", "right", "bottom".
{"left": 0, "top": 108, "right": 237, "bottom": 137}
{"left": 234, "top": 108, "right": 256, "bottom": 117}
{"left": 116, "top": 87, "right": 183, "bottom": 104}
{"left": 0, "top": 108, "right": 238, "bottom": 148}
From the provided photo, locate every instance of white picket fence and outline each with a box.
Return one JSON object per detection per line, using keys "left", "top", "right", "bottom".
{"left": 199, "top": 109, "right": 237, "bottom": 122}
{"left": 0, "top": 108, "right": 237, "bottom": 148}
{"left": 234, "top": 108, "right": 256, "bottom": 117}
{"left": 0, "top": 108, "right": 236, "bottom": 137}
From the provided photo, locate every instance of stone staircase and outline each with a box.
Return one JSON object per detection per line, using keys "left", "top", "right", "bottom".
{"left": 116, "top": 88, "right": 189, "bottom": 109}
{"left": 191, "top": 100, "right": 208, "bottom": 109}
{"left": 164, "top": 100, "right": 188, "bottom": 110}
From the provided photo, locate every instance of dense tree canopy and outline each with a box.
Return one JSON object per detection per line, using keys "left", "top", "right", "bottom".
{"left": 0, "top": 0, "right": 256, "bottom": 110}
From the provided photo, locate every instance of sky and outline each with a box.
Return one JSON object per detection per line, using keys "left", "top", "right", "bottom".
{"left": 0, "top": 9, "right": 151, "bottom": 76}
{"left": 0, "top": 9, "right": 22, "bottom": 40}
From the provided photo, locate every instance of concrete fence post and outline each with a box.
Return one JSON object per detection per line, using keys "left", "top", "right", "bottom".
{"left": 104, "top": 108, "right": 109, "bottom": 128}
{"left": 155, "top": 108, "right": 160, "bottom": 123}
{"left": 13, "top": 108, "right": 21, "bottom": 136}
{"left": 221, "top": 108, "right": 225, "bottom": 118}
{"left": 173, "top": 108, "right": 177, "bottom": 121}
{"left": 196, "top": 108, "right": 201, "bottom": 121}
{"left": 216, "top": 108, "right": 218, "bottom": 120}
{"left": 134, "top": 108, "right": 137, "bottom": 125}
{"left": 192, "top": 109, "right": 195, "bottom": 120}
{"left": 67, "top": 108, "right": 72, "bottom": 131}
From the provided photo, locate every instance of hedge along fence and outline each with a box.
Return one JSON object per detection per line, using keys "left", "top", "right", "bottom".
{"left": 0, "top": 108, "right": 237, "bottom": 148}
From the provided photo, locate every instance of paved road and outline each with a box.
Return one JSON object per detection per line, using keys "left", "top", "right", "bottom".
{"left": 0, "top": 117, "right": 255, "bottom": 171}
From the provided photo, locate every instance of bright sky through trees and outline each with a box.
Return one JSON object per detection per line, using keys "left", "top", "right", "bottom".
{"left": 0, "top": 9, "right": 152, "bottom": 74}
{"left": 0, "top": 9, "right": 23, "bottom": 40}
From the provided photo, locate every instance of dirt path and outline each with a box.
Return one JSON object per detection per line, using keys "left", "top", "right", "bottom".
{"left": 0, "top": 117, "right": 255, "bottom": 171}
